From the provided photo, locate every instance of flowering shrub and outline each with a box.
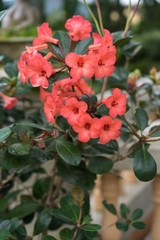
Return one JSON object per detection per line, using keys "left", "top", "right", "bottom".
{"left": 0, "top": 2, "right": 160, "bottom": 239}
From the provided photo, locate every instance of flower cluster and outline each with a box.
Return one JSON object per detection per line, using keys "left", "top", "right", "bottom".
{"left": 18, "top": 16, "right": 127, "bottom": 143}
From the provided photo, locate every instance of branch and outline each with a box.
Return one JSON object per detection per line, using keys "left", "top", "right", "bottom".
{"left": 0, "top": 171, "right": 16, "bottom": 189}
{"left": 100, "top": 76, "right": 108, "bottom": 101}
{"left": 96, "top": 0, "right": 104, "bottom": 35}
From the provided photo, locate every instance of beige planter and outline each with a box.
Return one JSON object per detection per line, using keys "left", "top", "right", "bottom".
{"left": 0, "top": 37, "right": 34, "bottom": 60}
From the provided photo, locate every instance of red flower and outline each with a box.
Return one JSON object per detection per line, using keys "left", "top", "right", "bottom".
{"left": 72, "top": 113, "right": 93, "bottom": 142}
{"left": 65, "top": 52, "right": 96, "bottom": 78}
{"left": 60, "top": 97, "right": 88, "bottom": 125}
{"left": 40, "top": 87, "right": 52, "bottom": 103}
{"left": 0, "top": 92, "right": 17, "bottom": 110}
{"left": 102, "top": 88, "right": 127, "bottom": 118}
{"left": 94, "top": 46, "right": 116, "bottom": 79}
{"left": 44, "top": 96, "right": 58, "bottom": 123}
{"left": 65, "top": 15, "right": 92, "bottom": 41}
{"left": 91, "top": 116, "right": 122, "bottom": 143}
{"left": 33, "top": 22, "right": 59, "bottom": 46}
{"left": 28, "top": 54, "right": 54, "bottom": 88}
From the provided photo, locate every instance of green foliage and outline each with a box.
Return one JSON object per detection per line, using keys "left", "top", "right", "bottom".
{"left": 87, "top": 156, "right": 113, "bottom": 174}
{"left": 135, "top": 108, "right": 148, "bottom": 131}
{"left": 75, "top": 37, "right": 93, "bottom": 55}
{"left": 34, "top": 208, "right": 52, "bottom": 235}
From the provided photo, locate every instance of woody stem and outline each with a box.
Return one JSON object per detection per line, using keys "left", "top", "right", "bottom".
{"left": 100, "top": 76, "right": 108, "bottom": 101}
{"left": 96, "top": 0, "right": 105, "bottom": 35}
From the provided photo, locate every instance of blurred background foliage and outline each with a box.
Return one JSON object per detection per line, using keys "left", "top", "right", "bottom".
{"left": 0, "top": 0, "right": 160, "bottom": 73}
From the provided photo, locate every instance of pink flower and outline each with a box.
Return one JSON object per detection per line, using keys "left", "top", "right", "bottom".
{"left": 102, "top": 88, "right": 127, "bottom": 118}
{"left": 94, "top": 46, "right": 116, "bottom": 79}
{"left": 44, "top": 96, "right": 58, "bottom": 123}
{"left": 40, "top": 87, "right": 52, "bottom": 103}
{"left": 0, "top": 92, "right": 17, "bottom": 110}
{"left": 28, "top": 54, "right": 54, "bottom": 88}
{"left": 91, "top": 116, "right": 122, "bottom": 143}
{"left": 72, "top": 113, "right": 93, "bottom": 142}
{"left": 60, "top": 97, "right": 88, "bottom": 125}
{"left": 65, "top": 52, "right": 96, "bottom": 78}
{"left": 33, "top": 22, "right": 59, "bottom": 46}
{"left": 65, "top": 15, "right": 92, "bottom": 41}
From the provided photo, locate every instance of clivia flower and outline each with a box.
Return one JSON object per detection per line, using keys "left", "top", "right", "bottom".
{"left": 0, "top": 92, "right": 18, "bottom": 110}
{"left": 65, "top": 52, "right": 96, "bottom": 78}
{"left": 91, "top": 116, "right": 122, "bottom": 143}
{"left": 33, "top": 22, "right": 59, "bottom": 46}
{"left": 102, "top": 88, "right": 127, "bottom": 118}
{"left": 60, "top": 97, "right": 88, "bottom": 125}
{"left": 65, "top": 15, "right": 92, "bottom": 41}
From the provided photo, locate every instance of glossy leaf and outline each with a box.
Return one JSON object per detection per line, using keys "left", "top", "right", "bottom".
{"left": 56, "top": 141, "right": 81, "bottom": 166}
{"left": 4, "top": 62, "right": 18, "bottom": 78}
{"left": 135, "top": 108, "right": 148, "bottom": 131}
{"left": 8, "top": 202, "right": 39, "bottom": 219}
{"left": 82, "top": 215, "right": 92, "bottom": 224}
{"left": 0, "top": 125, "right": 12, "bottom": 143}
{"left": 34, "top": 208, "right": 52, "bottom": 235}
{"left": 132, "top": 209, "right": 143, "bottom": 221}
{"left": 8, "top": 143, "right": 30, "bottom": 156}
{"left": 81, "top": 224, "right": 101, "bottom": 231}
{"left": 132, "top": 221, "right": 146, "bottom": 230}
{"left": 103, "top": 200, "right": 117, "bottom": 216}
{"left": 149, "top": 125, "right": 160, "bottom": 137}
{"left": 75, "top": 37, "right": 93, "bottom": 55}
{"left": 52, "top": 31, "right": 70, "bottom": 57}
{"left": 116, "top": 221, "right": 129, "bottom": 232}
{"left": 59, "top": 228, "right": 74, "bottom": 240}
{"left": 33, "top": 177, "right": 51, "bottom": 199}
{"left": 120, "top": 203, "right": 130, "bottom": 219}
{"left": 133, "top": 148, "right": 157, "bottom": 182}
{"left": 60, "top": 196, "right": 79, "bottom": 223}
{"left": 87, "top": 156, "right": 113, "bottom": 174}
{"left": 51, "top": 209, "right": 74, "bottom": 224}
{"left": 42, "top": 236, "right": 57, "bottom": 240}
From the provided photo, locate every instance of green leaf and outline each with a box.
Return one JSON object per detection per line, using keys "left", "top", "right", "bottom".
{"left": 31, "top": 147, "right": 50, "bottom": 163}
{"left": 116, "top": 221, "right": 129, "bottom": 232}
{"left": 81, "top": 224, "right": 101, "bottom": 231}
{"left": 51, "top": 209, "right": 74, "bottom": 224}
{"left": 132, "top": 209, "right": 143, "bottom": 221}
{"left": 82, "top": 215, "right": 92, "bottom": 225}
{"left": 0, "top": 125, "right": 12, "bottom": 143}
{"left": 81, "top": 94, "right": 97, "bottom": 108}
{"left": 52, "top": 31, "right": 70, "bottom": 57}
{"left": 17, "top": 122, "right": 53, "bottom": 131}
{"left": 42, "top": 236, "right": 57, "bottom": 240}
{"left": 135, "top": 108, "right": 148, "bottom": 131}
{"left": 34, "top": 208, "right": 52, "bottom": 235}
{"left": 8, "top": 143, "right": 30, "bottom": 156}
{"left": 113, "top": 31, "right": 133, "bottom": 46}
{"left": 56, "top": 141, "right": 81, "bottom": 166}
{"left": 1, "top": 151, "right": 29, "bottom": 169}
{"left": 133, "top": 148, "right": 157, "bottom": 182}
{"left": 60, "top": 196, "right": 79, "bottom": 223}
{"left": 59, "top": 228, "right": 74, "bottom": 240}
{"left": 8, "top": 202, "right": 39, "bottom": 219}
{"left": 0, "top": 10, "right": 7, "bottom": 22}
{"left": 4, "top": 62, "right": 18, "bottom": 78}
{"left": 87, "top": 157, "right": 113, "bottom": 174}
{"left": 120, "top": 203, "right": 130, "bottom": 219}
{"left": 149, "top": 125, "right": 160, "bottom": 137}
{"left": 132, "top": 221, "right": 146, "bottom": 230}
{"left": 75, "top": 37, "right": 93, "bottom": 55}
{"left": 33, "top": 177, "right": 51, "bottom": 199}
{"left": 0, "top": 230, "right": 11, "bottom": 240}
{"left": 50, "top": 71, "right": 70, "bottom": 82}
{"left": 103, "top": 200, "right": 117, "bottom": 216}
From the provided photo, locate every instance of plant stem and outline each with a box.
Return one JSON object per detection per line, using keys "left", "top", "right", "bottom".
{"left": 122, "top": 114, "right": 141, "bottom": 139}
{"left": 122, "top": 0, "right": 141, "bottom": 38}
{"left": 72, "top": 206, "right": 82, "bottom": 240}
{"left": 96, "top": 0, "right": 104, "bottom": 35}
{"left": 146, "top": 125, "right": 160, "bottom": 137}
{"left": 48, "top": 46, "right": 65, "bottom": 62}
{"left": 0, "top": 171, "right": 16, "bottom": 189}
{"left": 58, "top": 42, "right": 66, "bottom": 58}
{"left": 100, "top": 76, "right": 108, "bottom": 101}
{"left": 83, "top": 0, "right": 102, "bottom": 37}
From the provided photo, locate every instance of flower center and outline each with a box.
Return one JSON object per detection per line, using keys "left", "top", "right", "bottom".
{"left": 84, "top": 123, "right": 91, "bottom": 130}
{"left": 73, "top": 108, "right": 79, "bottom": 114}
{"left": 98, "top": 60, "right": 104, "bottom": 66}
{"left": 111, "top": 100, "right": 118, "bottom": 107}
{"left": 78, "top": 61, "right": 84, "bottom": 67}
{"left": 40, "top": 70, "right": 46, "bottom": 76}
{"left": 103, "top": 124, "right": 110, "bottom": 131}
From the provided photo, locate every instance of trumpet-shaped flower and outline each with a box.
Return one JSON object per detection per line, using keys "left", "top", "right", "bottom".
{"left": 91, "top": 116, "right": 122, "bottom": 143}
{"left": 60, "top": 97, "right": 88, "bottom": 125}
{"left": 65, "top": 15, "right": 92, "bottom": 41}
{"left": 102, "top": 88, "right": 127, "bottom": 118}
{"left": 65, "top": 52, "right": 96, "bottom": 78}
{"left": 0, "top": 92, "right": 18, "bottom": 110}
{"left": 44, "top": 96, "right": 58, "bottom": 123}
{"left": 33, "top": 22, "right": 59, "bottom": 46}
